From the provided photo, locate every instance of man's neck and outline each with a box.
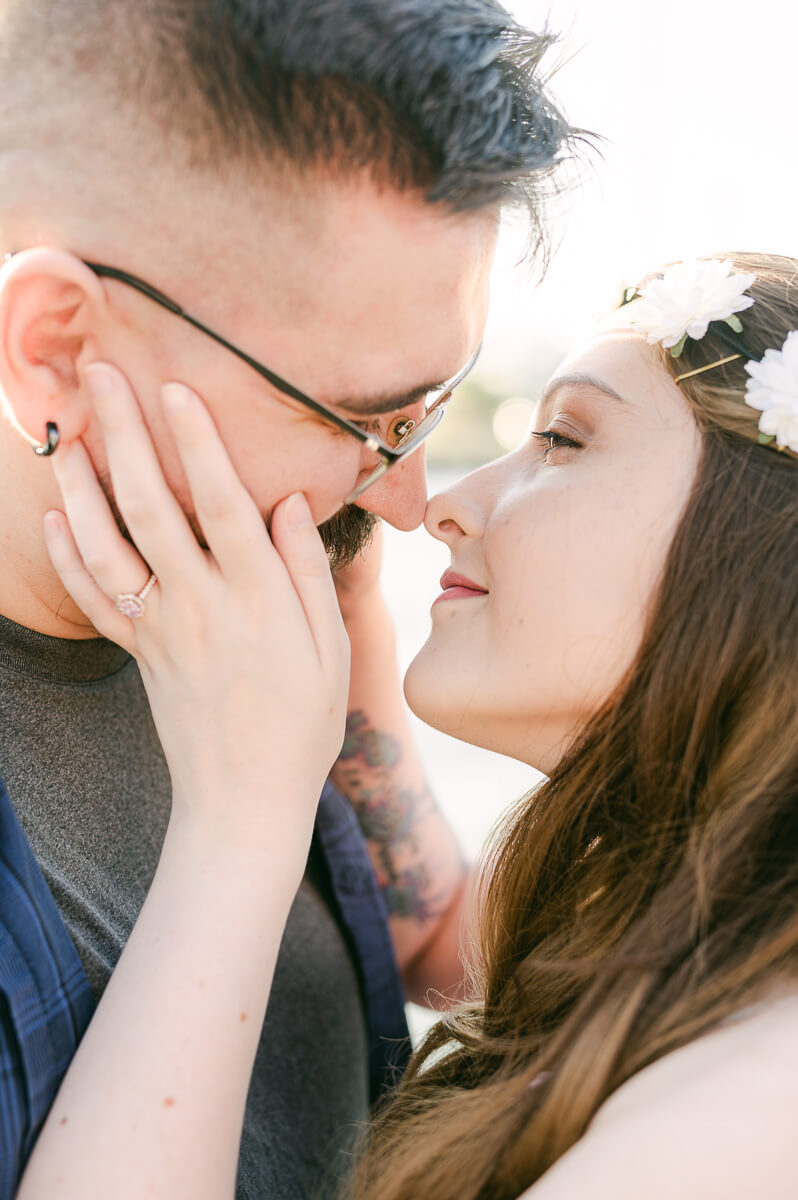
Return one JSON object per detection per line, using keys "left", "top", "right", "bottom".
{"left": 0, "top": 423, "right": 98, "bottom": 639}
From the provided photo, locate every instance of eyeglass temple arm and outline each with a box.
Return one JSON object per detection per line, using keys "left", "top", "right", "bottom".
{"left": 84, "top": 261, "right": 395, "bottom": 453}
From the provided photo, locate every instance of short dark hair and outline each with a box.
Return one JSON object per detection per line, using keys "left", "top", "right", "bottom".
{"left": 5, "top": 0, "right": 581, "bottom": 242}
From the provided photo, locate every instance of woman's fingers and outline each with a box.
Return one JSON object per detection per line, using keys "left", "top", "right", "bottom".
{"left": 85, "top": 364, "right": 205, "bottom": 586}
{"left": 49, "top": 366, "right": 345, "bottom": 695}
{"left": 50, "top": 439, "right": 155, "bottom": 606}
{"left": 42, "top": 510, "right": 138, "bottom": 652}
{"left": 160, "top": 383, "right": 276, "bottom": 583}
{"left": 270, "top": 493, "right": 350, "bottom": 675}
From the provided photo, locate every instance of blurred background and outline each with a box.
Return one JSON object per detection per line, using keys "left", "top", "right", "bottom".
{"left": 378, "top": 0, "right": 797, "bottom": 1034}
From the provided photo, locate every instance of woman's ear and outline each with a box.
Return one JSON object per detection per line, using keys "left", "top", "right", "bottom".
{"left": 0, "top": 248, "right": 107, "bottom": 448}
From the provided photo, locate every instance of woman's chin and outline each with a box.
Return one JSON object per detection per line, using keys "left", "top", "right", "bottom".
{"left": 404, "top": 648, "right": 576, "bottom": 771}
{"left": 403, "top": 650, "right": 436, "bottom": 723}
{"left": 403, "top": 650, "right": 484, "bottom": 747}
{"left": 403, "top": 649, "right": 463, "bottom": 736}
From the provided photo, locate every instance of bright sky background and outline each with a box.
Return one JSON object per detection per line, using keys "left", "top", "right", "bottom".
{"left": 482, "top": 0, "right": 798, "bottom": 392}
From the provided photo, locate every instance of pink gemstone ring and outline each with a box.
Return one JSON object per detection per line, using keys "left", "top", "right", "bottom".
{"left": 114, "top": 572, "right": 158, "bottom": 619}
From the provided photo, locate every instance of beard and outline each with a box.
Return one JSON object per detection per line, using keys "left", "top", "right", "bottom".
{"left": 100, "top": 474, "right": 377, "bottom": 576}
{"left": 317, "top": 504, "right": 378, "bottom": 571}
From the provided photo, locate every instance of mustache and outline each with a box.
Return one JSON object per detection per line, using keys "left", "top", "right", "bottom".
{"left": 100, "top": 476, "right": 377, "bottom": 575}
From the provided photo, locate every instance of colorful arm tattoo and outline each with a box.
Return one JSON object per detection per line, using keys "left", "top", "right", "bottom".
{"left": 333, "top": 711, "right": 454, "bottom": 923}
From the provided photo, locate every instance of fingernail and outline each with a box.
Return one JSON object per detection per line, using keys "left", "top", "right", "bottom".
{"left": 285, "top": 493, "right": 314, "bottom": 529}
{"left": 162, "top": 383, "right": 191, "bottom": 414}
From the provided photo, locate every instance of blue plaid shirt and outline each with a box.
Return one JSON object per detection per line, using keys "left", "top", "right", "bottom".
{"left": 0, "top": 775, "right": 409, "bottom": 1198}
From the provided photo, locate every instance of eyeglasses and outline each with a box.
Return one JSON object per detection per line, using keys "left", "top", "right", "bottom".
{"left": 83, "top": 261, "right": 481, "bottom": 504}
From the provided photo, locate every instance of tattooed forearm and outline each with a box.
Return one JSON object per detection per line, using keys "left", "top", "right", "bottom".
{"left": 338, "top": 711, "right": 402, "bottom": 770}
{"left": 332, "top": 711, "right": 456, "bottom": 923}
{"left": 381, "top": 863, "right": 440, "bottom": 922}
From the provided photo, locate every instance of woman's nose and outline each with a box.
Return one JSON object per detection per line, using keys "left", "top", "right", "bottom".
{"left": 424, "top": 475, "right": 488, "bottom": 545}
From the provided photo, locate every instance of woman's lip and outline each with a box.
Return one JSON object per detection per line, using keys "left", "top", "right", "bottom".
{"left": 439, "top": 570, "right": 488, "bottom": 593}
{"left": 433, "top": 585, "right": 489, "bottom": 606}
{"left": 434, "top": 570, "right": 489, "bottom": 606}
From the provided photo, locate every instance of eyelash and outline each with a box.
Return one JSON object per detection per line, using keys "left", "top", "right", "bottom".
{"left": 531, "top": 429, "right": 582, "bottom": 458}
{"left": 329, "top": 416, "right": 381, "bottom": 438}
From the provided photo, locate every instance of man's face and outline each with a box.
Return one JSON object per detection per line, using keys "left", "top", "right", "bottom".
{"left": 83, "top": 173, "right": 497, "bottom": 566}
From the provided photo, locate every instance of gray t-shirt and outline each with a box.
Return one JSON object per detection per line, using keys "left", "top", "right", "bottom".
{"left": 0, "top": 613, "right": 368, "bottom": 1199}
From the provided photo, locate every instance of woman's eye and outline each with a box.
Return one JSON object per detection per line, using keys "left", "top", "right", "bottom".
{"left": 531, "top": 429, "right": 582, "bottom": 460}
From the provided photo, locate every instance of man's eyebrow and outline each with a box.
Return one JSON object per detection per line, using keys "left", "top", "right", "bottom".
{"left": 327, "top": 343, "right": 482, "bottom": 417}
{"left": 331, "top": 379, "right": 449, "bottom": 418}
{"left": 539, "top": 373, "right": 629, "bottom": 411}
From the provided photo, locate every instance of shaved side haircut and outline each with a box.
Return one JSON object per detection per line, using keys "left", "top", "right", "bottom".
{"left": 0, "top": 0, "right": 580, "bottom": 245}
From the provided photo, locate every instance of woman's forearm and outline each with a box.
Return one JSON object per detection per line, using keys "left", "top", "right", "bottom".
{"left": 17, "top": 807, "right": 302, "bottom": 1200}
{"left": 23, "top": 368, "right": 351, "bottom": 1198}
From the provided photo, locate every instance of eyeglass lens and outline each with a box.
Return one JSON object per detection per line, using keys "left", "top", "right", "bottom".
{"left": 343, "top": 402, "right": 449, "bottom": 502}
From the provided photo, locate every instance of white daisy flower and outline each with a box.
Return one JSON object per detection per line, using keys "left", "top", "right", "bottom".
{"left": 744, "top": 329, "right": 798, "bottom": 453}
{"left": 629, "top": 259, "right": 756, "bottom": 356}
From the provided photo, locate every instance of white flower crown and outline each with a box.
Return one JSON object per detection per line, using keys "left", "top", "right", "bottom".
{"left": 626, "top": 259, "right": 798, "bottom": 455}
{"left": 744, "top": 330, "right": 798, "bottom": 454}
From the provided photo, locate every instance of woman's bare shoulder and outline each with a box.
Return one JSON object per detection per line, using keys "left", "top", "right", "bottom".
{"left": 517, "top": 989, "right": 798, "bottom": 1200}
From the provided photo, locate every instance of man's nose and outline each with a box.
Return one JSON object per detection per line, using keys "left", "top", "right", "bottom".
{"left": 356, "top": 444, "right": 429, "bottom": 531}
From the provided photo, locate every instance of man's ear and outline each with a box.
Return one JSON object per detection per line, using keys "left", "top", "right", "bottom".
{"left": 0, "top": 248, "right": 108, "bottom": 447}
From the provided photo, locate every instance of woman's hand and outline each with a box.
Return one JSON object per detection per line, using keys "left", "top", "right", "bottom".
{"left": 44, "top": 362, "right": 350, "bottom": 876}
{"left": 20, "top": 362, "right": 351, "bottom": 1200}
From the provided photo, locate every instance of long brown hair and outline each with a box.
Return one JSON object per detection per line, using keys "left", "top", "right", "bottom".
{"left": 352, "top": 253, "right": 798, "bottom": 1199}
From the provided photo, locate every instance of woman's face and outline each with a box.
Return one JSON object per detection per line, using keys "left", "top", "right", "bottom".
{"left": 404, "top": 324, "right": 702, "bottom": 773}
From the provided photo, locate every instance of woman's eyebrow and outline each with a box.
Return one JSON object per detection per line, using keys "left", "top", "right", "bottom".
{"left": 539, "top": 373, "right": 629, "bottom": 410}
